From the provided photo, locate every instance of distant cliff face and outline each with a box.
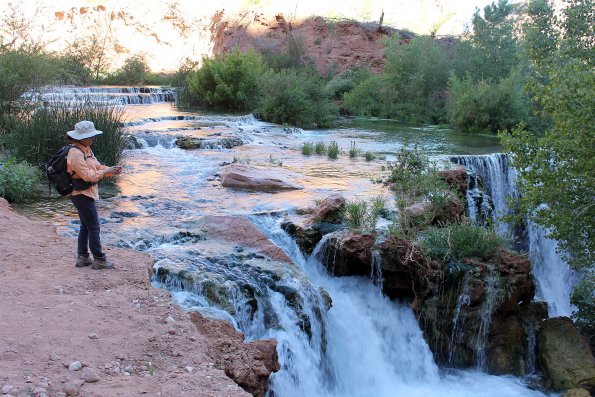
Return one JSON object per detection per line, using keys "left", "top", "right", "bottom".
{"left": 0, "top": 0, "right": 484, "bottom": 73}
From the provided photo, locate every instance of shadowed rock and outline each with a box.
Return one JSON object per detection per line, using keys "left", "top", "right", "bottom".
{"left": 537, "top": 317, "right": 595, "bottom": 391}
{"left": 190, "top": 311, "right": 279, "bottom": 397}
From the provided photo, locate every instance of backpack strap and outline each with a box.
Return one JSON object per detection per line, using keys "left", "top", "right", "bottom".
{"left": 67, "top": 145, "right": 97, "bottom": 189}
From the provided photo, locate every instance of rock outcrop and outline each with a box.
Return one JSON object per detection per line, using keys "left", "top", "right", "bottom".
{"left": 222, "top": 165, "right": 303, "bottom": 191}
{"left": 190, "top": 312, "right": 280, "bottom": 397}
{"left": 282, "top": 194, "right": 345, "bottom": 254}
{"left": 537, "top": 317, "right": 595, "bottom": 391}
{"left": 176, "top": 136, "right": 244, "bottom": 149}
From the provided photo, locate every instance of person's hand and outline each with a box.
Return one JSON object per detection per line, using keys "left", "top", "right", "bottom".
{"left": 104, "top": 166, "right": 123, "bottom": 176}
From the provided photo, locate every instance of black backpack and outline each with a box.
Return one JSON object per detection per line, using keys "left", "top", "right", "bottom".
{"left": 45, "top": 145, "right": 96, "bottom": 196}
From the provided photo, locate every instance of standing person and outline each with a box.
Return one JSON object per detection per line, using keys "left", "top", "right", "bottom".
{"left": 66, "top": 120, "right": 122, "bottom": 269}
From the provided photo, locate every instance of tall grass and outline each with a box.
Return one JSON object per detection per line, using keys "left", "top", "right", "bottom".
{"left": 327, "top": 141, "right": 340, "bottom": 159}
{"left": 314, "top": 141, "right": 326, "bottom": 155}
{"left": 4, "top": 101, "right": 126, "bottom": 168}
{"left": 418, "top": 222, "right": 507, "bottom": 262}
{"left": 349, "top": 141, "right": 359, "bottom": 159}
{"left": 301, "top": 142, "right": 314, "bottom": 155}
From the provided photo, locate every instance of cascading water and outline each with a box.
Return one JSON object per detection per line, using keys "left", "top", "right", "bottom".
{"left": 23, "top": 86, "right": 176, "bottom": 105}
{"left": 451, "top": 154, "right": 575, "bottom": 317}
{"left": 251, "top": 217, "right": 548, "bottom": 397}
{"left": 30, "top": 103, "right": 552, "bottom": 397}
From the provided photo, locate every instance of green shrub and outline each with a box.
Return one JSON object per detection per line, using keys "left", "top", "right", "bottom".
{"left": 325, "top": 66, "right": 372, "bottom": 100}
{"left": 419, "top": 223, "right": 506, "bottom": 262}
{"left": 188, "top": 48, "right": 265, "bottom": 110}
{"left": 343, "top": 200, "right": 368, "bottom": 229}
{"left": 104, "top": 54, "right": 150, "bottom": 85}
{"left": 258, "top": 67, "right": 338, "bottom": 128}
{"left": 371, "top": 196, "right": 389, "bottom": 218}
{"left": 0, "top": 158, "right": 39, "bottom": 202}
{"left": 348, "top": 141, "right": 359, "bottom": 159}
{"left": 447, "top": 70, "right": 530, "bottom": 133}
{"left": 364, "top": 151, "right": 375, "bottom": 161}
{"left": 327, "top": 141, "right": 340, "bottom": 159}
{"left": 314, "top": 141, "right": 326, "bottom": 155}
{"left": 301, "top": 142, "right": 314, "bottom": 155}
{"left": 342, "top": 75, "right": 386, "bottom": 117}
{"left": 3, "top": 101, "right": 126, "bottom": 168}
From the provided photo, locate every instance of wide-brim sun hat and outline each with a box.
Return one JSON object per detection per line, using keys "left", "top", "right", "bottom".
{"left": 67, "top": 120, "right": 103, "bottom": 140}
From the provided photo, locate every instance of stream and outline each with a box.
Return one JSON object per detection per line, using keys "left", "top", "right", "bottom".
{"left": 16, "top": 89, "right": 559, "bottom": 396}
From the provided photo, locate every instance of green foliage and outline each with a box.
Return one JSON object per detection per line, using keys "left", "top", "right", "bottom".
{"left": 342, "top": 197, "right": 388, "bottom": 231}
{"left": 364, "top": 151, "right": 375, "bottom": 162}
{"left": 342, "top": 74, "right": 386, "bottom": 117}
{"left": 571, "top": 273, "right": 594, "bottom": 339}
{"left": 467, "top": 0, "right": 519, "bottom": 83}
{"left": 0, "top": 157, "right": 39, "bottom": 202}
{"left": 314, "top": 141, "right": 326, "bottom": 155}
{"left": 419, "top": 222, "right": 507, "bottom": 262}
{"left": 103, "top": 55, "right": 151, "bottom": 85}
{"left": 501, "top": 0, "right": 594, "bottom": 270}
{"left": 188, "top": 48, "right": 265, "bottom": 110}
{"left": 447, "top": 69, "right": 529, "bottom": 133}
{"left": 0, "top": 49, "right": 55, "bottom": 109}
{"left": 3, "top": 101, "right": 126, "bottom": 168}
{"left": 342, "top": 200, "right": 368, "bottom": 229}
{"left": 382, "top": 35, "right": 451, "bottom": 123}
{"left": 327, "top": 141, "right": 340, "bottom": 159}
{"left": 348, "top": 141, "right": 359, "bottom": 159}
{"left": 301, "top": 142, "right": 314, "bottom": 156}
{"left": 258, "top": 67, "right": 338, "bottom": 128}
{"left": 325, "top": 66, "right": 372, "bottom": 100}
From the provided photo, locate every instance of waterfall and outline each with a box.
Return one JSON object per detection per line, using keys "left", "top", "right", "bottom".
{"left": 23, "top": 86, "right": 176, "bottom": 105}
{"left": 447, "top": 278, "right": 470, "bottom": 366}
{"left": 249, "top": 217, "right": 547, "bottom": 397}
{"left": 451, "top": 154, "right": 575, "bottom": 317}
{"left": 474, "top": 267, "right": 501, "bottom": 371}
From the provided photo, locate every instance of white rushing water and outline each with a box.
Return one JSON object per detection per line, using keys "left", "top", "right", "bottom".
{"left": 452, "top": 154, "right": 575, "bottom": 318}
{"left": 252, "top": 217, "right": 549, "bottom": 397}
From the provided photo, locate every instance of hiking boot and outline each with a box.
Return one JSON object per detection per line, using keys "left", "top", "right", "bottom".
{"left": 75, "top": 256, "right": 93, "bottom": 267}
{"left": 91, "top": 258, "right": 115, "bottom": 270}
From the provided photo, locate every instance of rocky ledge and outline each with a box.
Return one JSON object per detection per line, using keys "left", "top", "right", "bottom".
{"left": 0, "top": 198, "right": 279, "bottom": 397}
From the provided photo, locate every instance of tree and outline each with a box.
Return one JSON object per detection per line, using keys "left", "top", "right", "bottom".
{"left": 468, "top": 0, "right": 520, "bottom": 83}
{"left": 501, "top": 0, "right": 594, "bottom": 270}
{"left": 188, "top": 48, "right": 265, "bottom": 110}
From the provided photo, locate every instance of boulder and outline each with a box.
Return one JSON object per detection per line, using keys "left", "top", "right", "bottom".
{"left": 537, "top": 317, "right": 595, "bottom": 391}
{"left": 190, "top": 311, "right": 279, "bottom": 397}
{"left": 176, "top": 136, "right": 244, "bottom": 149}
{"left": 281, "top": 195, "right": 346, "bottom": 254}
{"left": 378, "top": 236, "right": 440, "bottom": 301}
{"left": 222, "top": 165, "right": 303, "bottom": 191}
{"left": 310, "top": 194, "right": 346, "bottom": 224}
{"left": 320, "top": 231, "right": 374, "bottom": 276}
{"left": 563, "top": 389, "right": 591, "bottom": 397}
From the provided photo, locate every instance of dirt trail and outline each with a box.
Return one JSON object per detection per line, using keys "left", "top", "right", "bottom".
{"left": 0, "top": 198, "right": 250, "bottom": 397}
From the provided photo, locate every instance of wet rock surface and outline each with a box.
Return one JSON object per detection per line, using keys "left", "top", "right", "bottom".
{"left": 222, "top": 164, "right": 304, "bottom": 191}
{"left": 176, "top": 135, "right": 244, "bottom": 149}
{"left": 537, "top": 317, "right": 595, "bottom": 391}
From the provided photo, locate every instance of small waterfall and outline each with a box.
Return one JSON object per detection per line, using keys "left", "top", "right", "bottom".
{"left": 451, "top": 153, "right": 575, "bottom": 318}
{"left": 474, "top": 267, "right": 501, "bottom": 370}
{"left": 524, "top": 321, "right": 537, "bottom": 375}
{"left": 25, "top": 86, "right": 176, "bottom": 105}
{"left": 447, "top": 278, "right": 471, "bottom": 366}
{"left": 370, "top": 250, "right": 383, "bottom": 290}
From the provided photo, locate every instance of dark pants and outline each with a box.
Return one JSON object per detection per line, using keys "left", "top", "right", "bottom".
{"left": 70, "top": 194, "right": 106, "bottom": 260}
